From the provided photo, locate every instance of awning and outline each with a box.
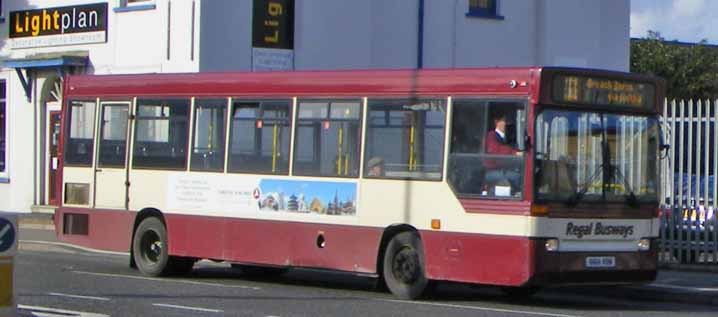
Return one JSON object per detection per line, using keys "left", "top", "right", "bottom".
{"left": 1, "top": 51, "right": 89, "bottom": 101}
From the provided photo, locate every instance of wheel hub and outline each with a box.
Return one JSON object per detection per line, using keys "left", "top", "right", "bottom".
{"left": 392, "top": 246, "right": 420, "bottom": 284}
{"left": 140, "top": 231, "right": 162, "bottom": 264}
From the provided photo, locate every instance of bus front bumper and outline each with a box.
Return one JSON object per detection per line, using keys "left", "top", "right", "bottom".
{"left": 528, "top": 239, "right": 658, "bottom": 286}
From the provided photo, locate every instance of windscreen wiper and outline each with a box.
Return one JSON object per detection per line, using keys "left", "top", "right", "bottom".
{"left": 565, "top": 164, "right": 603, "bottom": 206}
{"left": 610, "top": 165, "right": 639, "bottom": 208}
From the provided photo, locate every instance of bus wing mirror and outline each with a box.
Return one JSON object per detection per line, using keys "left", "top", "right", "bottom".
{"left": 660, "top": 143, "right": 670, "bottom": 159}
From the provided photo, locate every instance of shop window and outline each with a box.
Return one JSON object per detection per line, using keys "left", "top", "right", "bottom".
{"left": 467, "top": 0, "right": 504, "bottom": 19}
{"left": 293, "top": 100, "right": 362, "bottom": 177}
{"left": 190, "top": 98, "right": 227, "bottom": 172}
{"left": 228, "top": 100, "right": 291, "bottom": 174}
{"left": 364, "top": 99, "right": 446, "bottom": 180}
{"left": 0, "top": 81, "right": 5, "bottom": 173}
{"left": 133, "top": 98, "right": 189, "bottom": 169}
{"left": 65, "top": 100, "right": 97, "bottom": 166}
{"left": 447, "top": 99, "right": 526, "bottom": 198}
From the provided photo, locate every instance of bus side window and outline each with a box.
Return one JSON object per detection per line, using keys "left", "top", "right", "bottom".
{"left": 293, "top": 100, "right": 362, "bottom": 177}
{"left": 133, "top": 99, "right": 190, "bottom": 169}
{"left": 65, "top": 100, "right": 97, "bottom": 166}
{"left": 364, "top": 99, "right": 446, "bottom": 180}
{"left": 228, "top": 100, "right": 291, "bottom": 174}
{"left": 448, "top": 99, "right": 526, "bottom": 198}
{"left": 190, "top": 98, "right": 227, "bottom": 172}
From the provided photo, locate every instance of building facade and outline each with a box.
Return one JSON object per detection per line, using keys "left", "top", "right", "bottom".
{"left": 0, "top": 0, "right": 630, "bottom": 213}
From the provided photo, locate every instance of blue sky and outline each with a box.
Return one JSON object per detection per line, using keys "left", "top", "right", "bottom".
{"left": 631, "top": 0, "right": 718, "bottom": 44}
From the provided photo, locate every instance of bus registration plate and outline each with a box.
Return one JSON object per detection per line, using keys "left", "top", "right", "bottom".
{"left": 585, "top": 256, "right": 616, "bottom": 268}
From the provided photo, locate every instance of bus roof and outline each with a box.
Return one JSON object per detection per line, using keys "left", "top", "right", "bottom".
{"left": 64, "top": 67, "right": 553, "bottom": 98}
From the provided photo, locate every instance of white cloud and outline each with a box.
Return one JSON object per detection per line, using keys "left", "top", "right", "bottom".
{"left": 631, "top": 0, "right": 718, "bottom": 44}
{"left": 672, "top": 0, "right": 707, "bottom": 17}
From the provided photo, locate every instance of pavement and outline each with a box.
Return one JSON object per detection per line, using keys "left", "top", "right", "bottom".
{"left": 11, "top": 213, "right": 718, "bottom": 307}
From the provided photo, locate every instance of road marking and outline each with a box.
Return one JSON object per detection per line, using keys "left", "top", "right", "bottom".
{"left": 48, "top": 292, "right": 111, "bottom": 301}
{"left": 18, "top": 304, "right": 110, "bottom": 317}
{"left": 153, "top": 303, "right": 223, "bottom": 313}
{"left": 73, "top": 270, "right": 262, "bottom": 290}
{"left": 376, "top": 299, "right": 583, "bottom": 317}
{"left": 649, "top": 283, "right": 718, "bottom": 292}
{"left": 20, "top": 240, "right": 130, "bottom": 256}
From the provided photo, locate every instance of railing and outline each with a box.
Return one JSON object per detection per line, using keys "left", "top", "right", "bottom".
{"left": 659, "top": 99, "right": 718, "bottom": 264}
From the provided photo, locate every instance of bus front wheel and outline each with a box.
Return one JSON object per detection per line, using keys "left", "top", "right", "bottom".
{"left": 383, "top": 232, "right": 429, "bottom": 300}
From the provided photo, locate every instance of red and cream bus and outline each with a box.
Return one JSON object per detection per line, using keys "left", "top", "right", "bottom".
{"left": 55, "top": 67, "right": 665, "bottom": 299}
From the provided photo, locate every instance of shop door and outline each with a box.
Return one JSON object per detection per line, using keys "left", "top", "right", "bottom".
{"left": 94, "top": 102, "right": 131, "bottom": 210}
{"left": 48, "top": 111, "right": 62, "bottom": 205}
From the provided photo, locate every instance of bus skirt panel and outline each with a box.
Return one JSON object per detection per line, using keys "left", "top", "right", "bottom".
{"left": 55, "top": 207, "right": 136, "bottom": 253}
{"left": 421, "top": 230, "right": 535, "bottom": 286}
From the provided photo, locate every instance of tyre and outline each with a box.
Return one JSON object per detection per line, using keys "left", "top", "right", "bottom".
{"left": 382, "top": 232, "right": 429, "bottom": 300}
{"left": 231, "top": 264, "right": 288, "bottom": 276}
{"left": 132, "top": 217, "right": 173, "bottom": 276}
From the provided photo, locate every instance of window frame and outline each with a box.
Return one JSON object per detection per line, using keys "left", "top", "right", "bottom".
{"left": 227, "top": 98, "right": 294, "bottom": 175}
{"left": 447, "top": 97, "right": 528, "bottom": 199}
{"left": 363, "top": 97, "right": 448, "bottom": 182}
{"left": 132, "top": 97, "right": 191, "bottom": 171}
{"left": 292, "top": 98, "right": 364, "bottom": 178}
{"left": 97, "top": 101, "right": 131, "bottom": 169}
{"left": 0, "top": 0, "right": 5, "bottom": 23}
{"left": 63, "top": 99, "right": 98, "bottom": 168}
{"left": 0, "top": 79, "right": 6, "bottom": 181}
{"left": 189, "top": 98, "right": 229, "bottom": 173}
{"left": 466, "top": 0, "right": 504, "bottom": 20}
{"left": 114, "top": 0, "right": 156, "bottom": 13}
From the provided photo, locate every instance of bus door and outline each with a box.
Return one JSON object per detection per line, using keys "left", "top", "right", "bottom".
{"left": 94, "top": 101, "right": 131, "bottom": 209}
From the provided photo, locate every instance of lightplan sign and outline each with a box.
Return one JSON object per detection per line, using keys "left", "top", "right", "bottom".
{"left": 9, "top": 3, "right": 108, "bottom": 49}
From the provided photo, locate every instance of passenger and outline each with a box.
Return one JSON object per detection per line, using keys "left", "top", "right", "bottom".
{"left": 484, "top": 113, "right": 522, "bottom": 194}
{"left": 367, "top": 157, "right": 385, "bottom": 177}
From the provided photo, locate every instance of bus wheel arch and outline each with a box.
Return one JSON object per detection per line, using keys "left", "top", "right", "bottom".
{"left": 377, "top": 225, "right": 429, "bottom": 299}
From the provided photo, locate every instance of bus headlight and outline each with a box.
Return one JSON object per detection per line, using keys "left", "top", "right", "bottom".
{"left": 637, "top": 238, "right": 651, "bottom": 251}
{"left": 545, "top": 239, "right": 559, "bottom": 252}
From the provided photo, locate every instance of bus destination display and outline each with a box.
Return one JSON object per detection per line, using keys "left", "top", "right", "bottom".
{"left": 552, "top": 75, "right": 655, "bottom": 109}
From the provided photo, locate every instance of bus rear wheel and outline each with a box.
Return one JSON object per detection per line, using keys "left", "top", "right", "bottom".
{"left": 383, "top": 232, "right": 428, "bottom": 300}
{"left": 133, "top": 217, "right": 195, "bottom": 276}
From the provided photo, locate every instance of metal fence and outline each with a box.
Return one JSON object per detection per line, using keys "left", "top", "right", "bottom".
{"left": 660, "top": 99, "right": 718, "bottom": 265}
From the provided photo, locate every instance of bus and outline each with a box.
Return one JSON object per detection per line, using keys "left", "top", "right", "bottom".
{"left": 55, "top": 67, "right": 665, "bottom": 299}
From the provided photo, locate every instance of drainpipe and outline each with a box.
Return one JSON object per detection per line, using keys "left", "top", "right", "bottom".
{"left": 417, "top": 0, "right": 424, "bottom": 69}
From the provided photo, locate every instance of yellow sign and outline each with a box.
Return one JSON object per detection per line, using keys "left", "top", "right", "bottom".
{"left": 0, "top": 260, "right": 13, "bottom": 308}
{"left": 553, "top": 75, "right": 655, "bottom": 109}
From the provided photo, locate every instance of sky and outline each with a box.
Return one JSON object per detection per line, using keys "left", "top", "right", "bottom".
{"left": 631, "top": 0, "right": 718, "bottom": 44}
